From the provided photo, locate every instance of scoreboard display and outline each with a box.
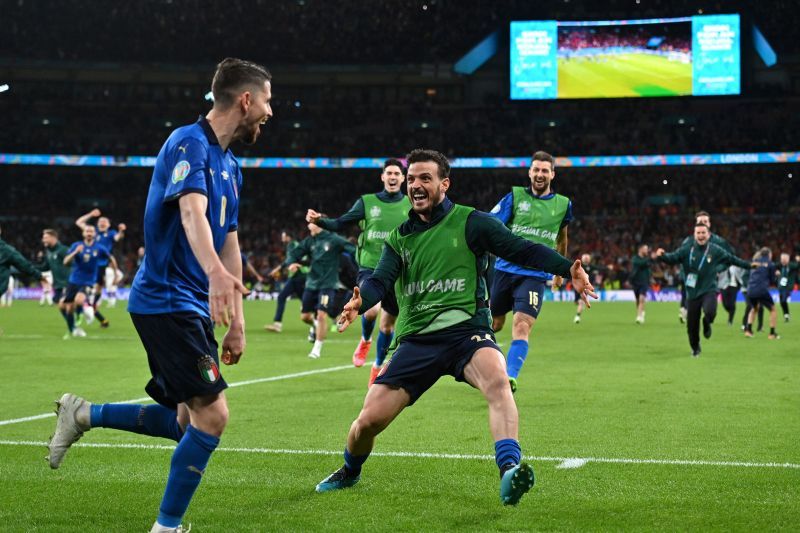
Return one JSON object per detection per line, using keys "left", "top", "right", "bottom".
{"left": 510, "top": 14, "right": 740, "bottom": 99}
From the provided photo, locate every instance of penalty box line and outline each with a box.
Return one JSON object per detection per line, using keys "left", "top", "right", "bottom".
{"left": 0, "top": 439, "right": 798, "bottom": 470}
{"left": 0, "top": 364, "right": 354, "bottom": 428}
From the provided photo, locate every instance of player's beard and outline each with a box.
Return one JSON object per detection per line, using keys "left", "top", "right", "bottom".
{"left": 532, "top": 178, "right": 550, "bottom": 195}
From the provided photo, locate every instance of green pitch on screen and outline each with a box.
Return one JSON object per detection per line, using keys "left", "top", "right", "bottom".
{"left": 558, "top": 54, "right": 692, "bottom": 98}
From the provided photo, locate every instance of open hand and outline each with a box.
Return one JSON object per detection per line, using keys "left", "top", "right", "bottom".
{"left": 337, "top": 287, "right": 362, "bottom": 332}
{"left": 570, "top": 259, "right": 598, "bottom": 308}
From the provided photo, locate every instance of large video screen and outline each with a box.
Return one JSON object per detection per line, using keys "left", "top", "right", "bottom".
{"left": 510, "top": 14, "right": 740, "bottom": 99}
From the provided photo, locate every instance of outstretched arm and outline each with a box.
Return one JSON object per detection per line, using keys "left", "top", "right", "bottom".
{"left": 307, "top": 198, "right": 365, "bottom": 231}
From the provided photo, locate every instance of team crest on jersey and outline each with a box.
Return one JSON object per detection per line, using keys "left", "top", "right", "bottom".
{"left": 370, "top": 205, "right": 382, "bottom": 218}
{"left": 171, "top": 160, "right": 191, "bottom": 184}
{"left": 518, "top": 200, "right": 531, "bottom": 213}
{"left": 324, "top": 243, "right": 330, "bottom": 252}
{"left": 401, "top": 248, "right": 412, "bottom": 266}
{"left": 221, "top": 170, "right": 230, "bottom": 180}
{"left": 198, "top": 355, "right": 220, "bottom": 383}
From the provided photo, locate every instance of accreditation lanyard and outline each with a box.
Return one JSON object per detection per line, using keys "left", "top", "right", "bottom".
{"left": 689, "top": 245, "right": 710, "bottom": 272}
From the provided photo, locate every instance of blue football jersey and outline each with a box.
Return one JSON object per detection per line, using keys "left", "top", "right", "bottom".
{"left": 128, "top": 117, "right": 242, "bottom": 317}
{"left": 67, "top": 240, "right": 110, "bottom": 286}
{"left": 94, "top": 228, "right": 118, "bottom": 267}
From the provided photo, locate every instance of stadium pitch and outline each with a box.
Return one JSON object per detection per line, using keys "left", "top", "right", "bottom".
{"left": 1, "top": 299, "right": 797, "bottom": 530}
{"left": 558, "top": 54, "right": 692, "bottom": 98}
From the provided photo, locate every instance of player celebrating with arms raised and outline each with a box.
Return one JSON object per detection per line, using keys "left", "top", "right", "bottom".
{"left": 316, "top": 149, "right": 595, "bottom": 506}
{"left": 75, "top": 208, "right": 126, "bottom": 325}
{"left": 48, "top": 58, "right": 272, "bottom": 533}
{"left": 62, "top": 225, "right": 121, "bottom": 338}
{"left": 307, "top": 159, "right": 410, "bottom": 385}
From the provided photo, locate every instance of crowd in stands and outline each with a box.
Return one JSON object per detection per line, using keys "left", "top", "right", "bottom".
{"left": 559, "top": 26, "right": 691, "bottom": 54}
{"left": 3, "top": 0, "right": 796, "bottom": 65}
{"left": 3, "top": 164, "right": 797, "bottom": 293}
{"left": 2, "top": 78, "right": 799, "bottom": 158}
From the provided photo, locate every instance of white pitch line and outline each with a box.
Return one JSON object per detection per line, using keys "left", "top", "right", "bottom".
{"left": 1, "top": 439, "right": 798, "bottom": 470}
{"left": 0, "top": 364, "right": 353, "bottom": 427}
{"left": 557, "top": 458, "right": 589, "bottom": 469}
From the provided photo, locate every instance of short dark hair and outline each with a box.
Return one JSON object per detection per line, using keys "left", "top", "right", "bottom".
{"left": 695, "top": 222, "right": 709, "bottom": 229}
{"left": 695, "top": 210, "right": 710, "bottom": 220}
{"left": 406, "top": 149, "right": 450, "bottom": 179}
{"left": 531, "top": 150, "right": 555, "bottom": 168}
{"left": 43, "top": 228, "right": 59, "bottom": 238}
{"left": 211, "top": 58, "right": 272, "bottom": 109}
{"left": 383, "top": 158, "right": 406, "bottom": 175}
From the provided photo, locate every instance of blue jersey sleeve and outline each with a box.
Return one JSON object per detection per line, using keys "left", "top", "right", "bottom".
{"left": 163, "top": 137, "right": 209, "bottom": 203}
{"left": 67, "top": 242, "right": 80, "bottom": 255}
{"left": 561, "top": 200, "right": 573, "bottom": 228}
{"left": 488, "top": 192, "right": 513, "bottom": 225}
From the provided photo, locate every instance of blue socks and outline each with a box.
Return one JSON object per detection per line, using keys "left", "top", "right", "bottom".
{"left": 90, "top": 403, "right": 184, "bottom": 442}
{"left": 495, "top": 438, "right": 522, "bottom": 471}
{"left": 343, "top": 447, "right": 369, "bottom": 476}
{"left": 506, "top": 340, "right": 529, "bottom": 379}
{"left": 361, "top": 316, "right": 376, "bottom": 341}
{"left": 375, "top": 330, "right": 394, "bottom": 366}
{"left": 157, "top": 425, "right": 220, "bottom": 528}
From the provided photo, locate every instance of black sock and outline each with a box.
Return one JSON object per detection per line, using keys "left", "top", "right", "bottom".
{"left": 770, "top": 327, "right": 776, "bottom": 335}
{"left": 499, "top": 462, "right": 517, "bottom": 478}
{"left": 95, "top": 310, "right": 107, "bottom": 322}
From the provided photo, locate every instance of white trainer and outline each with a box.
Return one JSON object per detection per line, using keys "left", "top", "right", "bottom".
{"left": 308, "top": 350, "right": 321, "bottom": 359}
{"left": 47, "top": 393, "right": 91, "bottom": 469}
{"left": 72, "top": 327, "right": 87, "bottom": 338}
{"left": 264, "top": 322, "right": 283, "bottom": 332}
{"left": 150, "top": 522, "right": 191, "bottom": 533}
{"left": 573, "top": 315, "right": 581, "bottom": 324}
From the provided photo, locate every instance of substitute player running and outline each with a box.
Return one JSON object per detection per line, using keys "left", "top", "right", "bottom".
{"left": 265, "top": 230, "right": 308, "bottom": 332}
{"left": 657, "top": 223, "right": 752, "bottom": 357}
{"left": 316, "top": 149, "right": 595, "bottom": 505}
{"left": 488, "top": 150, "right": 572, "bottom": 392}
{"left": 284, "top": 222, "right": 356, "bottom": 359}
{"left": 630, "top": 244, "right": 655, "bottom": 324}
{"left": 744, "top": 248, "right": 779, "bottom": 339}
{"left": 777, "top": 252, "right": 799, "bottom": 322}
{"left": 38, "top": 229, "right": 73, "bottom": 337}
{"left": 307, "top": 158, "right": 410, "bottom": 384}
{"left": 48, "top": 58, "right": 271, "bottom": 533}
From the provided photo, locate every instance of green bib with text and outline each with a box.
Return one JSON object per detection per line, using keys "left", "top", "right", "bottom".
{"left": 387, "top": 204, "right": 480, "bottom": 342}
{"left": 509, "top": 186, "right": 568, "bottom": 248}
{"left": 358, "top": 194, "right": 412, "bottom": 269}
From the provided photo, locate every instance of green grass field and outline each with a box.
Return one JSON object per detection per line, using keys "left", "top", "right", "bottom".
{"left": 558, "top": 53, "right": 692, "bottom": 98}
{"left": 1, "top": 299, "right": 798, "bottom": 531}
